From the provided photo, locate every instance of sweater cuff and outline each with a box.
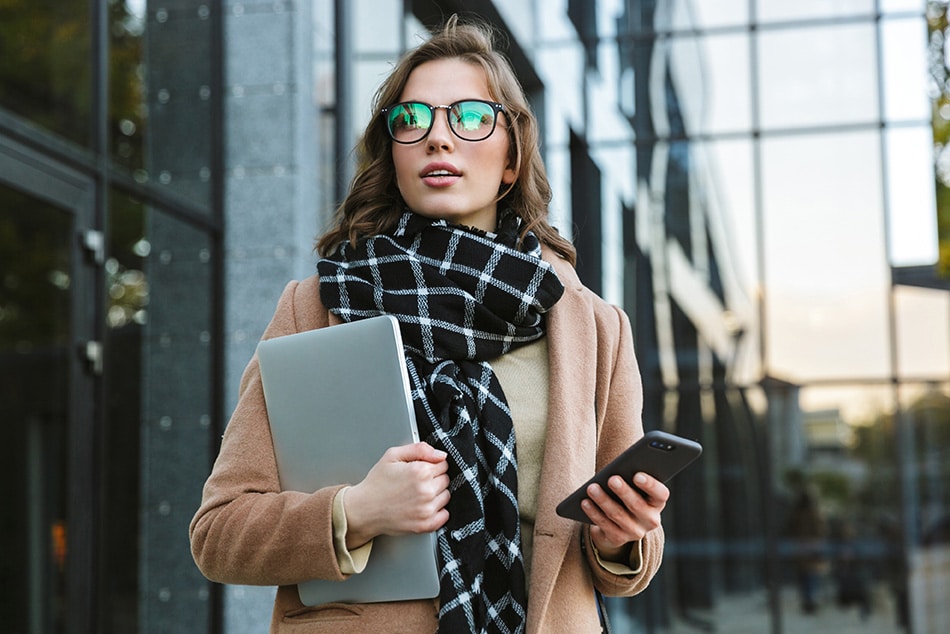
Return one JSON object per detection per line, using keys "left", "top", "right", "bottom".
{"left": 332, "top": 487, "right": 374, "bottom": 574}
{"left": 591, "top": 537, "right": 644, "bottom": 576}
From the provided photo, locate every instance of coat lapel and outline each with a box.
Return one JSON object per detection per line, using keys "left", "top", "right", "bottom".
{"left": 526, "top": 251, "right": 600, "bottom": 623}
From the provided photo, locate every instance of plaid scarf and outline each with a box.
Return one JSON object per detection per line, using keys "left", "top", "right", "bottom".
{"left": 317, "top": 210, "right": 564, "bottom": 633}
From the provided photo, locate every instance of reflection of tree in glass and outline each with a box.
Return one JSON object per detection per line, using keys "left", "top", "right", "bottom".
{"left": 928, "top": 2, "right": 950, "bottom": 277}
{"left": 106, "top": 258, "right": 149, "bottom": 329}
{"left": 107, "top": 192, "right": 149, "bottom": 332}
{"left": 0, "top": 2, "right": 91, "bottom": 144}
{"left": 852, "top": 388, "right": 950, "bottom": 538}
{"left": 0, "top": 1, "right": 145, "bottom": 167}
{"left": 109, "top": 0, "right": 148, "bottom": 171}
{"left": 0, "top": 190, "right": 71, "bottom": 350}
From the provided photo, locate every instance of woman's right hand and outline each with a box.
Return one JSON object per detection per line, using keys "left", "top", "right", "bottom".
{"left": 342, "top": 442, "right": 451, "bottom": 550}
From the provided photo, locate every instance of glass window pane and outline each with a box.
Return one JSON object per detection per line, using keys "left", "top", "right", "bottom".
{"left": 589, "top": 87, "right": 635, "bottom": 147}
{"left": 607, "top": 383, "right": 772, "bottom": 631}
{"left": 100, "top": 190, "right": 146, "bottom": 630}
{"left": 496, "top": 0, "right": 534, "bottom": 45}
{"left": 110, "top": 1, "right": 147, "bottom": 172}
{"left": 761, "top": 131, "right": 891, "bottom": 381}
{"left": 895, "top": 286, "right": 950, "bottom": 378}
{"left": 758, "top": 24, "right": 879, "bottom": 130}
{"left": 355, "top": 59, "right": 397, "bottom": 137}
{"left": 0, "top": 184, "right": 72, "bottom": 632}
{"left": 111, "top": 2, "right": 215, "bottom": 208}
{"left": 887, "top": 126, "right": 939, "bottom": 266}
{"left": 404, "top": 13, "right": 426, "bottom": 48}
{"left": 673, "top": 0, "right": 749, "bottom": 29}
{"left": 901, "top": 382, "right": 950, "bottom": 631}
{"left": 882, "top": 0, "right": 927, "bottom": 11}
{"left": 0, "top": 1, "right": 91, "bottom": 146}
{"left": 537, "top": 46, "right": 586, "bottom": 148}
{"left": 781, "top": 384, "right": 904, "bottom": 629}
{"left": 901, "top": 383, "right": 950, "bottom": 530}
{"left": 590, "top": 34, "right": 638, "bottom": 142}
{"left": 671, "top": 33, "right": 751, "bottom": 135}
{"left": 353, "top": 0, "right": 402, "bottom": 52}
{"left": 882, "top": 17, "right": 930, "bottom": 122}
{"left": 701, "top": 139, "right": 762, "bottom": 384}
{"left": 757, "top": 0, "right": 875, "bottom": 23}
{"left": 101, "top": 192, "right": 215, "bottom": 631}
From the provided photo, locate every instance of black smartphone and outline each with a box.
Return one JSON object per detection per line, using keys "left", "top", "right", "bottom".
{"left": 555, "top": 430, "right": 702, "bottom": 523}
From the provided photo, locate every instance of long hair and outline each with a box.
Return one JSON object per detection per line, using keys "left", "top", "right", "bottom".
{"left": 316, "top": 15, "right": 577, "bottom": 265}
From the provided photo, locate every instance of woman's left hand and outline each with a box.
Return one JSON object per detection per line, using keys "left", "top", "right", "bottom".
{"left": 581, "top": 472, "right": 669, "bottom": 560}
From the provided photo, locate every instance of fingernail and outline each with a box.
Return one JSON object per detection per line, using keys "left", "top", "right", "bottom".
{"left": 635, "top": 473, "right": 647, "bottom": 485}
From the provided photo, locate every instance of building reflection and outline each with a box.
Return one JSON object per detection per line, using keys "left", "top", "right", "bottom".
{"left": 0, "top": 0, "right": 947, "bottom": 632}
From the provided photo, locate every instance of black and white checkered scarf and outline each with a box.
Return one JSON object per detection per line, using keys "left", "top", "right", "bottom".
{"left": 317, "top": 210, "right": 564, "bottom": 633}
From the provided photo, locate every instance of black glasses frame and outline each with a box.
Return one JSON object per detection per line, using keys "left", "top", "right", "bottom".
{"left": 381, "top": 99, "right": 506, "bottom": 144}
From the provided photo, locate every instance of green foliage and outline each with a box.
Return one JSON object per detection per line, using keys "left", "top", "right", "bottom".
{"left": 0, "top": 1, "right": 92, "bottom": 144}
{"left": 0, "top": 1, "right": 150, "bottom": 344}
{"left": 929, "top": 2, "right": 950, "bottom": 276}
{"left": 0, "top": 0, "right": 145, "bottom": 162}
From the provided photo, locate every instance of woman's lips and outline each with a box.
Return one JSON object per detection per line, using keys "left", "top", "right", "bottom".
{"left": 421, "top": 163, "right": 461, "bottom": 187}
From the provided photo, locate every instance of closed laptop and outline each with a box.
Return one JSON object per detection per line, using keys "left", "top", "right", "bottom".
{"left": 256, "top": 314, "right": 440, "bottom": 605}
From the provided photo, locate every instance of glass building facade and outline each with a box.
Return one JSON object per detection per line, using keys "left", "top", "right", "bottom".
{"left": 0, "top": 1, "right": 223, "bottom": 632}
{"left": 2, "top": 0, "right": 948, "bottom": 632}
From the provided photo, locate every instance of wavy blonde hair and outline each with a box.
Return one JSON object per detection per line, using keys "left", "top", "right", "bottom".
{"left": 316, "top": 15, "right": 576, "bottom": 265}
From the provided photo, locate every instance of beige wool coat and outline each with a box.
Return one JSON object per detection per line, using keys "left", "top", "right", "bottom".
{"left": 190, "top": 249, "right": 665, "bottom": 633}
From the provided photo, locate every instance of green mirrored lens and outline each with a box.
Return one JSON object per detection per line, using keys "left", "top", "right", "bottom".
{"left": 452, "top": 101, "right": 495, "bottom": 136}
{"left": 388, "top": 103, "right": 432, "bottom": 139}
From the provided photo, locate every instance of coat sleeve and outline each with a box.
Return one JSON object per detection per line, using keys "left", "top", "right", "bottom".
{"left": 585, "top": 304, "right": 665, "bottom": 596}
{"left": 189, "top": 278, "right": 348, "bottom": 587}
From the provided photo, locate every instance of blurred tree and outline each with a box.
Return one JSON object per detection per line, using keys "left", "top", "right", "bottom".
{"left": 0, "top": 0, "right": 148, "bottom": 345}
{"left": 929, "top": 1, "right": 950, "bottom": 276}
{"left": 108, "top": 0, "right": 147, "bottom": 172}
{"left": 852, "top": 387, "right": 950, "bottom": 539}
{"left": 0, "top": 0, "right": 91, "bottom": 144}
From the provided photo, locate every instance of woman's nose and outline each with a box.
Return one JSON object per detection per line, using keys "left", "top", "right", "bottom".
{"left": 426, "top": 109, "right": 455, "bottom": 151}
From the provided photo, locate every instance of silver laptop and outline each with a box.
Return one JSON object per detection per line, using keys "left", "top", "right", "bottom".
{"left": 256, "top": 314, "right": 440, "bottom": 605}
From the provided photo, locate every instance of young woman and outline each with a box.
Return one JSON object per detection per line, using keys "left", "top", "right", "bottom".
{"left": 191, "top": 15, "right": 668, "bottom": 634}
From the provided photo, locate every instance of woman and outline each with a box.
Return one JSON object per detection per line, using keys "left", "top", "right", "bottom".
{"left": 190, "top": 15, "right": 667, "bottom": 633}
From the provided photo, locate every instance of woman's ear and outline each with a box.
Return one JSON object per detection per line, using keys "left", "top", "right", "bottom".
{"left": 501, "top": 117, "right": 520, "bottom": 185}
{"left": 502, "top": 143, "right": 519, "bottom": 185}
{"left": 502, "top": 163, "right": 517, "bottom": 185}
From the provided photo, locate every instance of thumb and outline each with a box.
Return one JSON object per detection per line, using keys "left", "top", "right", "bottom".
{"left": 410, "top": 441, "right": 448, "bottom": 464}
{"left": 390, "top": 441, "right": 447, "bottom": 464}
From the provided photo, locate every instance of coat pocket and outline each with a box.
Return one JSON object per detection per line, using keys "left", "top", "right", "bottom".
{"left": 279, "top": 599, "right": 438, "bottom": 634}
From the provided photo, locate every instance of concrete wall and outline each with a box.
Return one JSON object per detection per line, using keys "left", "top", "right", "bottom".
{"left": 221, "top": 1, "right": 318, "bottom": 630}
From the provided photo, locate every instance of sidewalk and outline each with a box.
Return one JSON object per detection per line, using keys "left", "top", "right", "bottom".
{"left": 610, "top": 582, "right": 906, "bottom": 633}
{"left": 702, "top": 584, "right": 902, "bottom": 634}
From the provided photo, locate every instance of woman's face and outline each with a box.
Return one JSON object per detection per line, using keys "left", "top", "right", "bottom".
{"left": 391, "top": 58, "right": 516, "bottom": 233}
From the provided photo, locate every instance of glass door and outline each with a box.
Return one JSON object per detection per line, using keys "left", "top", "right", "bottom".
{"left": 0, "top": 138, "right": 98, "bottom": 633}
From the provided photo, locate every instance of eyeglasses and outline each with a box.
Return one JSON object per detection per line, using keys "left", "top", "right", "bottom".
{"left": 382, "top": 99, "right": 506, "bottom": 144}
